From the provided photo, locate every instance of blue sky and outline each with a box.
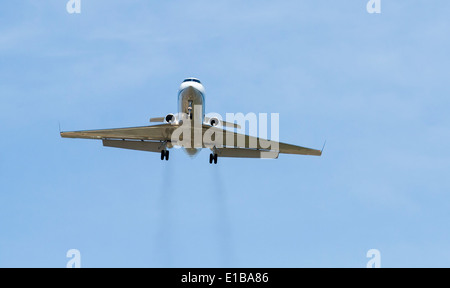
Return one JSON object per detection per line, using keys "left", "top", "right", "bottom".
{"left": 1, "top": 0, "right": 449, "bottom": 267}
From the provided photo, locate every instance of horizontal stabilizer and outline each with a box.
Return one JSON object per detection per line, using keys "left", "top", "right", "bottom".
{"left": 222, "top": 121, "right": 241, "bottom": 129}
{"left": 204, "top": 117, "right": 241, "bottom": 129}
{"left": 149, "top": 117, "right": 165, "bottom": 123}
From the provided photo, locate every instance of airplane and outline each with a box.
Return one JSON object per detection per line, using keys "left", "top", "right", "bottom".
{"left": 60, "top": 78, "right": 323, "bottom": 164}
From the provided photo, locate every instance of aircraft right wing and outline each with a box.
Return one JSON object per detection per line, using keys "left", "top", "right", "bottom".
{"left": 202, "top": 125, "right": 322, "bottom": 158}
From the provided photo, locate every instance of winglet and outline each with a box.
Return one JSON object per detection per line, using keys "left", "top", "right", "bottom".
{"left": 58, "top": 122, "right": 62, "bottom": 133}
{"left": 321, "top": 140, "right": 327, "bottom": 154}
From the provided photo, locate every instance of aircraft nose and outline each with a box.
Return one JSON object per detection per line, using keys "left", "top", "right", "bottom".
{"left": 184, "top": 86, "right": 195, "bottom": 92}
{"left": 182, "top": 85, "right": 198, "bottom": 96}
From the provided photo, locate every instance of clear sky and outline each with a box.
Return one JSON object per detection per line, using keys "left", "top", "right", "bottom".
{"left": 1, "top": 0, "right": 449, "bottom": 268}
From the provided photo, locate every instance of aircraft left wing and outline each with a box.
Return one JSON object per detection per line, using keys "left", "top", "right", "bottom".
{"left": 60, "top": 124, "right": 177, "bottom": 141}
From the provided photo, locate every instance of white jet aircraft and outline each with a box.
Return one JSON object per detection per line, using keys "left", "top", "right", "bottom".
{"left": 61, "top": 78, "right": 323, "bottom": 164}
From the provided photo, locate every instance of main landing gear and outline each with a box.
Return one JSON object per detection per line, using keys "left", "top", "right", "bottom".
{"left": 209, "top": 153, "right": 218, "bottom": 164}
{"left": 161, "top": 150, "right": 169, "bottom": 161}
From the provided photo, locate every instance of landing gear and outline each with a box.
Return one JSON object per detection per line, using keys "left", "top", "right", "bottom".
{"left": 161, "top": 150, "right": 169, "bottom": 161}
{"left": 209, "top": 153, "right": 218, "bottom": 164}
{"left": 188, "top": 100, "right": 193, "bottom": 120}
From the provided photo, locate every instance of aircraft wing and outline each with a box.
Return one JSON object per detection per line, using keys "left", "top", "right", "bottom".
{"left": 202, "top": 125, "right": 322, "bottom": 158}
{"left": 60, "top": 124, "right": 176, "bottom": 141}
{"left": 60, "top": 123, "right": 322, "bottom": 157}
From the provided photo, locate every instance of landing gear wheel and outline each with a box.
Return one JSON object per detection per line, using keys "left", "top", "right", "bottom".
{"left": 213, "top": 153, "right": 218, "bottom": 164}
{"left": 161, "top": 150, "right": 169, "bottom": 161}
{"left": 209, "top": 153, "right": 213, "bottom": 164}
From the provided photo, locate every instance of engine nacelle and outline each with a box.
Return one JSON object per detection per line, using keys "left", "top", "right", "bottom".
{"left": 209, "top": 117, "right": 220, "bottom": 127}
{"left": 165, "top": 114, "right": 175, "bottom": 123}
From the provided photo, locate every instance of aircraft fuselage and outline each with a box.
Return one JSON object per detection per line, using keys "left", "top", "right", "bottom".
{"left": 177, "top": 78, "right": 206, "bottom": 155}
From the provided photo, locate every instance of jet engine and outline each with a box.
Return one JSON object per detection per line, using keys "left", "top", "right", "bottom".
{"left": 209, "top": 117, "right": 220, "bottom": 126}
{"left": 165, "top": 114, "right": 175, "bottom": 123}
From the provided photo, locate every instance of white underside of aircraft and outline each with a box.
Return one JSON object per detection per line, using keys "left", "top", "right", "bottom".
{"left": 61, "top": 78, "right": 323, "bottom": 164}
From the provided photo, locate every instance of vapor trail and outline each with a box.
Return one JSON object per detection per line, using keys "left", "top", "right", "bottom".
{"left": 212, "top": 166, "right": 233, "bottom": 267}
{"left": 156, "top": 160, "right": 173, "bottom": 267}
